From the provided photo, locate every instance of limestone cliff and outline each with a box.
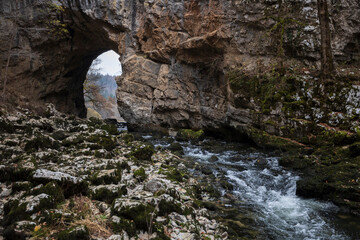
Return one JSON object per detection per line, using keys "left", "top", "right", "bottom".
{"left": 0, "top": 0, "right": 360, "bottom": 136}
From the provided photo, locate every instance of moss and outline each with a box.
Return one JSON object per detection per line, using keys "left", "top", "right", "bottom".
{"left": 62, "top": 135, "right": 84, "bottom": 147}
{"left": 121, "top": 133, "right": 134, "bottom": 143}
{"left": 167, "top": 142, "right": 184, "bottom": 155}
{"left": 101, "top": 124, "right": 119, "bottom": 135}
{"left": 176, "top": 129, "right": 205, "bottom": 141}
{"left": 116, "top": 161, "right": 131, "bottom": 171}
{"left": 129, "top": 145, "right": 154, "bottom": 161}
{"left": 133, "top": 167, "right": 147, "bottom": 182}
{"left": 246, "top": 127, "right": 305, "bottom": 151}
{"left": 88, "top": 117, "right": 103, "bottom": 127}
{"left": 204, "top": 184, "right": 221, "bottom": 199}
{"left": 220, "top": 180, "right": 234, "bottom": 191}
{"left": 111, "top": 217, "right": 136, "bottom": 237}
{"left": 12, "top": 181, "right": 32, "bottom": 192}
{"left": 3, "top": 200, "right": 28, "bottom": 226}
{"left": 166, "top": 168, "right": 183, "bottom": 182}
{"left": 91, "top": 186, "right": 127, "bottom": 204}
{"left": 87, "top": 135, "right": 117, "bottom": 151}
{"left": 0, "top": 119, "right": 15, "bottom": 133}
{"left": 349, "top": 142, "right": 360, "bottom": 157}
{"left": 158, "top": 199, "right": 183, "bottom": 216}
{"left": 25, "top": 135, "right": 60, "bottom": 152}
{"left": 0, "top": 166, "right": 34, "bottom": 182}
{"left": 30, "top": 182, "right": 65, "bottom": 203}
{"left": 115, "top": 203, "right": 155, "bottom": 232}
{"left": 51, "top": 130, "right": 67, "bottom": 140}
{"left": 90, "top": 169, "right": 122, "bottom": 185}
{"left": 56, "top": 226, "right": 90, "bottom": 240}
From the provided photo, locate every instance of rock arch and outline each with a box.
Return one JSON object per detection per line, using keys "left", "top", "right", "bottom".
{"left": 1, "top": 0, "right": 359, "bottom": 131}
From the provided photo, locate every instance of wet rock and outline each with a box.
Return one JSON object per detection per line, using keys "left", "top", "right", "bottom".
{"left": 167, "top": 142, "right": 184, "bottom": 155}
{"left": 209, "top": 155, "right": 219, "bottom": 162}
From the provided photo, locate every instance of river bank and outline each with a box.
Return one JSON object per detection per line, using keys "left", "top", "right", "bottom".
{"left": 0, "top": 105, "right": 227, "bottom": 240}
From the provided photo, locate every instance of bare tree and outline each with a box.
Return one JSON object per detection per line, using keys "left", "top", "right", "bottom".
{"left": 83, "top": 59, "right": 114, "bottom": 115}
{"left": 317, "top": 0, "right": 335, "bottom": 78}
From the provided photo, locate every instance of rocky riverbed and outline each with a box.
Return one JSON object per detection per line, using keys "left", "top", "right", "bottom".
{"left": 0, "top": 105, "right": 228, "bottom": 240}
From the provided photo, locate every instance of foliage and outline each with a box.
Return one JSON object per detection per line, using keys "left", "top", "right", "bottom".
{"left": 45, "top": 2, "right": 70, "bottom": 39}
{"left": 84, "top": 59, "right": 115, "bottom": 116}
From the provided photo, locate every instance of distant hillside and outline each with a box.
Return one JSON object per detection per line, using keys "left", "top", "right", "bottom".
{"left": 84, "top": 74, "right": 123, "bottom": 121}
{"left": 96, "top": 74, "right": 118, "bottom": 98}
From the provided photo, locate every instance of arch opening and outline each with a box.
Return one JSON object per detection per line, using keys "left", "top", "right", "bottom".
{"left": 83, "top": 50, "right": 125, "bottom": 124}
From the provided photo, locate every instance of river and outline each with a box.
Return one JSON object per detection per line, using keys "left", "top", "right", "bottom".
{"left": 139, "top": 133, "right": 360, "bottom": 240}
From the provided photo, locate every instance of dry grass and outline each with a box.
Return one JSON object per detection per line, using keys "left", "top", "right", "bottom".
{"left": 63, "top": 195, "right": 113, "bottom": 239}
{"left": 32, "top": 195, "right": 113, "bottom": 239}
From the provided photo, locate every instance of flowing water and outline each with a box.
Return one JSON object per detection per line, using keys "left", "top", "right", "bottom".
{"left": 143, "top": 134, "right": 360, "bottom": 240}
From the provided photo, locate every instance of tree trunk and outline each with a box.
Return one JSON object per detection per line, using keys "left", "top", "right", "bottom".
{"left": 317, "top": 0, "right": 334, "bottom": 78}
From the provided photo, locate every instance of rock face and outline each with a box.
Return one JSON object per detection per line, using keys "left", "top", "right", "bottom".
{"left": 0, "top": 0, "right": 360, "bottom": 133}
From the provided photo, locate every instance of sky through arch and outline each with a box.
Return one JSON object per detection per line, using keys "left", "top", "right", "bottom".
{"left": 95, "top": 50, "right": 122, "bottom": 76}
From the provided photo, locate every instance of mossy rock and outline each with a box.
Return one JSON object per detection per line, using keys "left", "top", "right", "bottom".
{"left": 12, "top": 181, "right": 32, "bottom": 192}
{"left": 204, "top": 184, "right": 221, "bottom": 199}
{"left": 175, "top": 129, "right": 205, "bottom": 142}
{"left": 24, "top": 135, "right": 60, "bottom": 152}
{"left": 56, "top": 226, "right": 90, "bottom": 240}
{"left": 167, "top": 142, "right": 184, "bottom": 155}
{"left": 166, "top": 168, "right": 184, "bottom": 182}
{"left": 220, "top": 180, "right": 234, "bottom": 191}
{"left": 129, "top": 145, "right": 154, "bottom": 161}
{"left": 111, "top": 216, "right": 136, "bottom": 237}
{"left": 158, "top": 199, "right": 183, "bottom": 216}
{"left": 101, "top": 124, "right": 119, "bottom": 135}
{"left": 4, "top": 194, "right": 55, "bottom": 227}
{"left": 246, "top": 127, "right": 306, "bottom": 151}
{"left": 349, "top": 142, "right": 360, "bottom": 157}
{"left": 30, "top": 182, "right": 65, "bottom": 203}
{"left": 3, "top": 200, "right": 29, "bottom": 227}
{"left": 0, "top": 166, "right": 34, "bottom": 182}
{"left": 91, "top": 185, "right": 127, "bottom": 204}
{"left": 90, "top": 169, "right": 122, "bottom": 185}
{"left": 112, "top": 200, "right": 155, "bottom": 232}
{"left": 41, "top": 209, "right": 72, "bottom": 226}
{"left": 62, "top": 135, "right": 84, "bottom": 147}
{"left": 87, "top": 135, "right": 117, "bottom": 151}
{"left": 0, "top": 119, "right": 15, "bottom": 133}
{"left": 121, "top": 133, "right": 134, "bottom": 143}
{"left": 3, "top": 221, "right": 35, "bottom": 240}
{"left": 88, "top": 117, "right": 103, "bottom": 127}
{"left": 51, "top": 130, "right": 67, "bottom": 141}
{"left": 133, "top": 167, "right": 147, "bottom": 182}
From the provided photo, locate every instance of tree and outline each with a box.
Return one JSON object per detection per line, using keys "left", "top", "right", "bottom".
{"left": 317, "top": 0, "right": 335, "bottom": 78}
{"left": 83, "top": 59, "right": 114, "bottom": 115}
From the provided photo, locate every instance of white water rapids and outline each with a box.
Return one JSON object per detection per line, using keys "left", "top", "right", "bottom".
{"left": 183, "top": 145, "right": 350, "bottom": 240}
{"left": 145, "top": 135, "right": 357, "bottom": 239}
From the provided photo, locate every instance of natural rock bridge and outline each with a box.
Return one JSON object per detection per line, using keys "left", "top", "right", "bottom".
{"left": 1, "top": 0, "right": 359, "bottom": 135}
